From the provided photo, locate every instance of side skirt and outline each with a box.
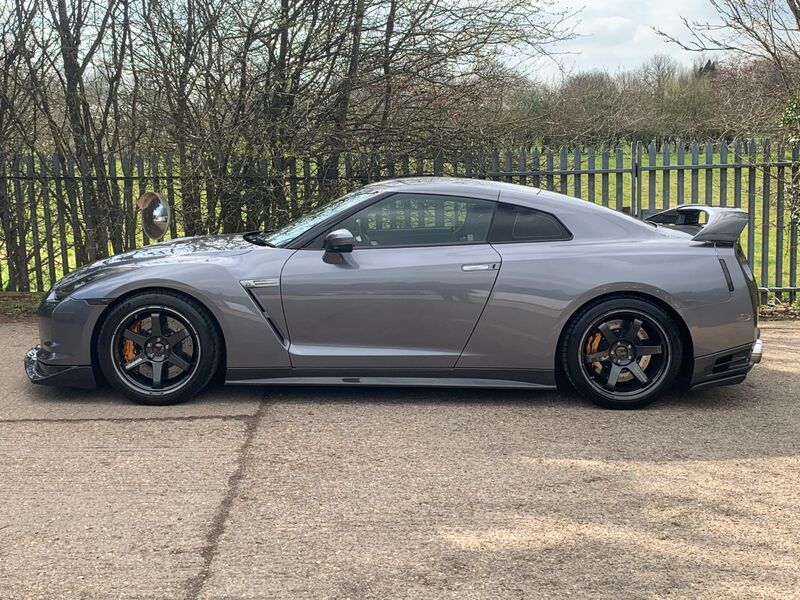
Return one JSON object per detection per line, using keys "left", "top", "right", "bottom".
{"left": 225, "top": 367, "right": 556, "bottom": 390}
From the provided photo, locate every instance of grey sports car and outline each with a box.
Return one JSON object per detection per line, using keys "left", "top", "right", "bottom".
{"left": 25, "top": 178, "right": 762, "bottom": 409}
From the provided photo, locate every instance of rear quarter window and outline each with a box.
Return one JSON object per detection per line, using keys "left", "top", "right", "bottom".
{"left": 489, "top": 204, "right": 571, "bottom": 243}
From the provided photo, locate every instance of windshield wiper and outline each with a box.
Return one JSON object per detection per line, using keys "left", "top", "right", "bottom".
{"left": 243, "top": 231, "right": 275, "bottom": 247}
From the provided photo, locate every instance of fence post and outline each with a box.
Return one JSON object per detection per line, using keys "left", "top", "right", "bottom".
{"left": 647, "top": 141, "right": 656, "bottom": 212}
{"left": 558, "top": 147, "right": 567, "bottom": 193}
{"left": 0, "top": 155, "right": 19, "bottom": 291}
{"left": 746, "top": 139, "right": 757, "bottom": 268}
{"left": 776, "top": 143, "right": 785, "bottom": 295}
{"left": 677, "top": 141, "right": 685, "bottom": 205}
{"left": 288, "top": 157, "right": 299, "bottom": 220}
{"left": 690, "top": 142, "right": 699, "bottom": 203}
{"left": 734, "top": 139, "right": 743, "bottom": 209}
{"left": 303, "top": 157, "right": 312, "bottom": 211}
{"left": 136, "top": 155, "right": 148, "bottom": 244}
{"left": 164, "top": 153, "right": 178, "bottom": 238}
{"left": 108, "top": 153, "right": 124, "bottom": 252}
{"left": 705, "top": 141, "right": 714, "bottom": 205}
{"left": 120, "top": 155, "right": 135, "bottom": 249}
{"left": 51, "top": 154, "right": 70, "bottom": 276}
{"left": 78, "top": 156, "right": 97, "bottom": 260}
{"left": 790, "top": 144, "right": 799, "bottom": 303}
{"left": 12, "top": 156, "right": 30, "bottom": 291}
{"left": 204, "top": 157, "right": 217, "bottom": 234}
{"left": 762, "top": 138, "right": 771, "bottom": 288}
{"left": 39, "top": 153, "right": 57, "bottom": 288}
{"left": 601, "top": 146, "right": 609, "bottom": 207}
{"left": 662, "top": 142, "right": 671, "bottom": 209}
{"left": 719, "top": 141, "right": 728, "bottom": 208}
{"left": 630, "top": 141, "right": 640, "bottom": 217}
{"left": 615, "top": 146, "right": 623, "bottom": 211}
{"left": 434, "top": 150, "right": 444, "bottom": 177}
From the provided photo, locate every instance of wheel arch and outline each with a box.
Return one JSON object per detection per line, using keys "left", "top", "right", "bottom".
{"left": 555, "top": 291, "right": 694, "bottom": 379}
{"left": 90, "top": 286, "right": 227, "bottom": 385}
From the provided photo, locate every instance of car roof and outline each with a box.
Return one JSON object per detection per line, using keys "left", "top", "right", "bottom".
{"left": 364, "top": 177, "right": 534, "bottom": 196}
{"left": 363, "top": 177, "right": 603, "bottom": 214}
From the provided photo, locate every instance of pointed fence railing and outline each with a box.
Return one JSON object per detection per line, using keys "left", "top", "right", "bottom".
{"left": 0, "top": 140, "right": 798, "bottom": 299}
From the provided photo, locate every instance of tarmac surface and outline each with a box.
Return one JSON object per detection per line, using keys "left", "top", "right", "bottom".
{"left": 1, "top": 320, "right": 798, "bottom": 599}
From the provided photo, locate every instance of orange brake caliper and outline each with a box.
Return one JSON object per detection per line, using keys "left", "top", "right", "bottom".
{"left": 123, "top": 321, "right": 141, "bottom": 363}
{"left": 587, "top": 332, "right": 601, "bottom": 359}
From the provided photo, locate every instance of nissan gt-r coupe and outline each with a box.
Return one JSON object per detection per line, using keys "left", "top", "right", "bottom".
{"left": 25, "top": 178, "right": 762, "bottom": 409}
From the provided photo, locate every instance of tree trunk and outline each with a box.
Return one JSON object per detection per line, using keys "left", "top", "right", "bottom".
{"left": 321, "top": 0, "right": 366, "bottom": 200}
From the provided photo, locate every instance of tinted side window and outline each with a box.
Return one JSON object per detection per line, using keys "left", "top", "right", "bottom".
{"left": 334, "top": 193, "right": 496, "bottom": 248}
{"left": 489, "top": 204, "right": 571, "bottom": 243}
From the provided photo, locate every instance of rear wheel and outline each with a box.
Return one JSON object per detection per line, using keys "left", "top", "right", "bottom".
{"left": 561, "top": 297, "right": 683, "bottom": 409}
{"left": 97, "top": 292, "right": 221, "bottom": 405}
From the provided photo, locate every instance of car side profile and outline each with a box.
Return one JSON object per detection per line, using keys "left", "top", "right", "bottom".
{"left": 25, "top": 178, "right": 762, "bottom": 409}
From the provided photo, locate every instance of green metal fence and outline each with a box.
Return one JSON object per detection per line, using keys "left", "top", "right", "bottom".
{"left": 1, "top": 140, "right": 798, "bottom": 297}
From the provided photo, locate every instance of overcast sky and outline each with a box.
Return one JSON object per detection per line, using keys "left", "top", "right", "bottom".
{"left": 533, "top": 0, "right": 721, "bottom": 81}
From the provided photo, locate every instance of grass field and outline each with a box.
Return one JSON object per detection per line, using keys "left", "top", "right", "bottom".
{"left": 1, "top": 144, "right": 798, "bottom": 294}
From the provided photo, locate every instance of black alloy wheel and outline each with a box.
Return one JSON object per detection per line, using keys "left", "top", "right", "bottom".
{"left": 562, "top": 297, "right": 683, "bottom": 409}
{"left": 98, "top": 292, "right": 221, "bottom": 405}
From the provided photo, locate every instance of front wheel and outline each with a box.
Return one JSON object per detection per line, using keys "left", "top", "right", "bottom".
{"left": 561, "top": 297, "right": 683, "bottom": 409}
{"left": 97, "top": 292, "right": 221, "bottom": 405}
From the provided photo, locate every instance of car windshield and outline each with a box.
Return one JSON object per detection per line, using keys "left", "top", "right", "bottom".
{"left": 256, "top": 186, "right": 383, "bottom": 247}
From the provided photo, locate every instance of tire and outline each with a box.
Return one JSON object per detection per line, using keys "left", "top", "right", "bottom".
{"left": 97, "top": 291, "right": 221, "bottom": 405}
{"left": 560, "top": 296, "right": 683, "bottom": 410}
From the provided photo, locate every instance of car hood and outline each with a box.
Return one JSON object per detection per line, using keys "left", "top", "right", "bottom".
{"left": 102, "top": 234, "right": 254, "bottom": 264}
{"left": 79, "top": 234, "right": 255, "bottom": 268}
{"left": 52, "top": 234, "right": 255, "bottom": 297}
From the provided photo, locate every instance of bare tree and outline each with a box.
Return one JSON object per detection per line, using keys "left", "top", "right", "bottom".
{"left": 20, "top": 0, "right": 133, "bottom": 259}
{"left": 656, "top": 0, "right": 800, "bottom": 91}
{"left": 0, "top": 0, "right": 41, "bottom": 290}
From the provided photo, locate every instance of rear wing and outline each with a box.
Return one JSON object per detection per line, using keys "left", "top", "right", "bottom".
{"left": 645, "top": 205, "right": 748, "bottom": 244}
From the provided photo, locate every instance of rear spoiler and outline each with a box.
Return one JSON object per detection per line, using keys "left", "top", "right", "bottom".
{"left": 645, "top": 205, "right": 748, "bottom": 244}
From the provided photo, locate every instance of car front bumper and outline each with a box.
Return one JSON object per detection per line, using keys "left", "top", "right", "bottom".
{"left": 25, "top": 346, "right": 97, "bottom": 389}
{"left": 23, "top": 293, "right": 107, "bottom": 389}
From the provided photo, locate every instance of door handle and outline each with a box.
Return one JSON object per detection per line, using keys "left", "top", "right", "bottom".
{"left": 461, "top": 263, "right": 498, "bottom": 272}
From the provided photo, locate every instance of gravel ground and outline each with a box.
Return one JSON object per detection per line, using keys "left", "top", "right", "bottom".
{"left": 0, "top": 321, "right": 798, "bottom": 599}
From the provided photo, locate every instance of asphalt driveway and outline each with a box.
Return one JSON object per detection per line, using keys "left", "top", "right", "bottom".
{"left": 0, "top": 321, "right": 798, "bottom": 599}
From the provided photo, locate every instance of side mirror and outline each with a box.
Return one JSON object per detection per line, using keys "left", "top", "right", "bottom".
{"left": 323, "top": 229, "right": 354, "bottom": 253}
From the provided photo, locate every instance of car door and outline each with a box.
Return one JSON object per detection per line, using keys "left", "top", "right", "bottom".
{"left": 280, "top": 193, "right": 502, "bottom": 368}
